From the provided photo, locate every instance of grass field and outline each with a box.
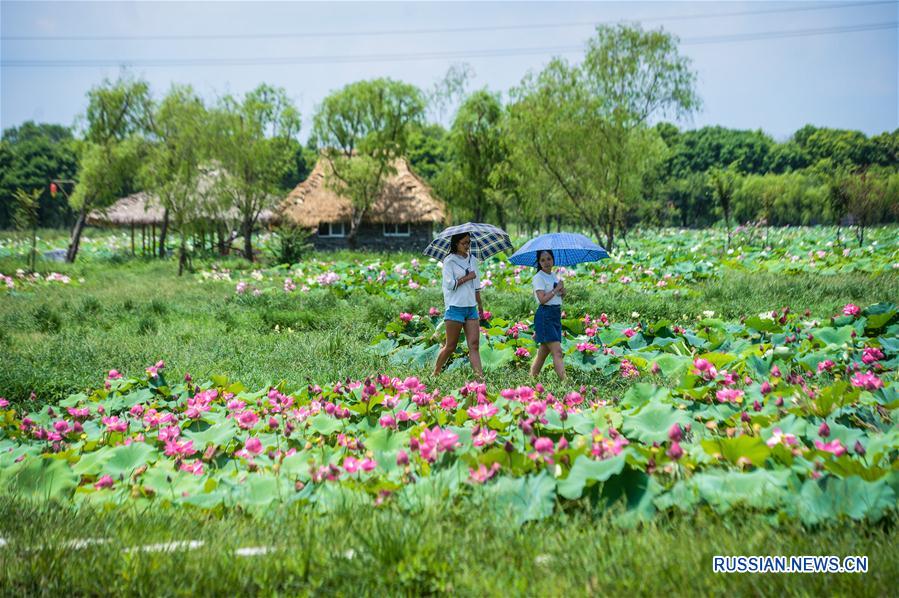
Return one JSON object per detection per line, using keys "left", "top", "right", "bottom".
{"left": 1, "top": 226, "right": 897, "bottom": 594}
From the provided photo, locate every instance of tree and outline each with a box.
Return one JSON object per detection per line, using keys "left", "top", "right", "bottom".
{"left": 707, "top": 164, "right": 740, "bottom": 248}
{"left": 0, "top": 122, "right": 78, "bottom": 229}
{"left": 845, "top": 168, "right": 892, "bottom": 246}
{"left": 506, "top": 25, "right": 698, "bottom": 251}
{"left": 440, "top": 90, "right": 506, "bottom": 224}
{"left": 66, "top": 75, "right": 152, "bottom": 262}
{"left": 12, "top": 188, "right": 41, "bottom": 271}
{"left": 212, "top": 84, "right": 302, "bottom": 261}
{"left": 311, "top": 79, "right": 425, "bottom": 248}
{"left": 140, "top": 85, "right": 210, "bottom": 274}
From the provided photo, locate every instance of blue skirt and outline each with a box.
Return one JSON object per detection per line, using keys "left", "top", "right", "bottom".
{"left": 534, "top": 304, "right": 562, "bottom": 344}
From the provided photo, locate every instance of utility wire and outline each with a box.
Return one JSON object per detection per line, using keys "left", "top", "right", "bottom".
{"left": 2, "top": 21, "right": 895, "bottom": 67}
{"left": 1, "top": 0, "right": 894, "bottom": 41}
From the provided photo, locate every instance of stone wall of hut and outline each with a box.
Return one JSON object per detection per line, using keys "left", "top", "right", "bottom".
{"left": 313, "top": 222, "right": 434, "bottom": 251}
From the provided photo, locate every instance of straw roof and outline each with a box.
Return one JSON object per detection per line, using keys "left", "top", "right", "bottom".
{"left": 87, "top": 166, "right": 275, "bottom": 227}
{"left": 87, "top": 191, "right": 166, "bottom": 226}
{"left": 277, "top": 157, "right": 446, "bottom": 228}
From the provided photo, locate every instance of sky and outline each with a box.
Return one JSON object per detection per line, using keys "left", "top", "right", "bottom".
{"left": 1, "top": 0, "right": 897, "bottom": 141}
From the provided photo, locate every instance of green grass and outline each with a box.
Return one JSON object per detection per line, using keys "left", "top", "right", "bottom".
{"left": 1, "top": 235, "right": 898, "bottom": 594}
{"left": 1, "top": 256, "right": 896, "bottom": 405}
{"left": 1, "top": 497, "right": 896, "bottom": 595}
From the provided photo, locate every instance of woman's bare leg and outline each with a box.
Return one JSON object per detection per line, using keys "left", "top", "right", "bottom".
{"left": 434, "top": 320, "right": 463, "bottom": 375}
{"left": 530, "top": 344, "right": 550, "bottom": 377}
{"left": 463, "top": 319, "right": 484, "bottom": 379}
{"left": 548, "top": 341, "right": 566, "bottom": 380}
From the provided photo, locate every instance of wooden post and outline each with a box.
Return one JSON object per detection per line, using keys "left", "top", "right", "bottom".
{"left": 130, "top": 222, "right": 135, "bottom": 255}
{"left": 151, "top": 222, "right": 156, "bottom": 256}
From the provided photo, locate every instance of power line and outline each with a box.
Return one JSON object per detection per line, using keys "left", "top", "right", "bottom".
{"left": 1, "top": 0, "right": 894, "bottom": 41}
{"left": 2, "top": 21, "right": 895, "bottom": 68}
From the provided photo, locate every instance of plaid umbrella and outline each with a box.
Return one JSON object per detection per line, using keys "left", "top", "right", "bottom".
{"left": 424, "top": 222, "right": 513, "bottom": 261}
{"left": 509, "top": 232, "right": 609, "bottom": 267}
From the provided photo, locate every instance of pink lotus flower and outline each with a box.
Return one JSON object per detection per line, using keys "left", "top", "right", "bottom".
{"left": 107, "top": 369, "right": 123, "bottom": 380}
{"left": 343, "top": 456, "right": 360, "bottom": 473}
{"left": 53, "top": 420, "right": 70, "bottom": 435}
{"left": 619, "top": 359, "right": 639, "bottom": 379}
{"left": 360, "top": 458, "right": 377, "bottom": 472}
{"left": 416, "top": 427, "right": 460, "bottom": 462}
{"left": 482, "top": 310, "right": 492, "bottom": 320}
{"left": 157, "top": 425, "right": 181, "bottom": 443}
{"left": 576, "top": 342, "right": 598, "bottom": 353}
{"left": 623, "top": 328, "right": 636, "bottom": 338}
{"left": 467, "top": 403, "right": 498, "bottom": 420}
{"left": 515, "top": 347, "right": 530, "bottom": 358}
{"left": 396, "top": 410, "right": 420, "bottom": 422}
{"left": 145, "top": 360, "right": 165, "bottom": 379}
{"left": 439, "top": 396, "right": 458, "bottom": 410}
{"left": 236, "top": 411, "right": 259, "bottom": 429}
{"left": 67, "top": 407, "right": 90, "bottom": 420}
{"left": 668, "top": 423, "right": 683, "bottom": 442}
{"left": 399, "top": 312, "right": 414, "bottom": 323}
{"left": 469, "top": 462, "right": 501, "bottom": 484}
{"left": 842, "top": 303, "right": 861, "bottom": 317}
{"left": 180, "top": 460, "right": 204, "bottom": 475}
{"left": 814, "top": 438, "right": 847, "bottom": 456}
{"left": 766, "top": 428, "right": 799, "bottom": 448}
{"left": 396, "top": 450, "right": 409, "bottom": 466}
{"left": 94, "top": 475, "right": 114, "bottom": 489}
{"left": 862, "top": 347, "right": 884, "bottom": 365}
{"left": 818, "top": 421, "right": 830, "bottom": 438}
{"left": 244, "top": 437, "right": 263, "bottom": 456}
{"left": 379, "top": 414, "right": 397, "bottom": 429}
{"left": 851, "top": 371, "right": 883, "bottom": 391}
{"left": 428, "top": 307, "right": 439, "bottom": 317}
{"left": 666, "top": 441, "right": 683, "bottom": 460}
{"left": 817, "top": 360, "right": 835, "bottom": 373}
{"left": 102, "top": 416, "right": 128, "bottom": 433}
{"left": 0, "top": 398, "right": 8, "bottom": 408}
{"left": 533, "top": 437, "right": 554, "bottom": 455}
{"left": 473, "top": 428, "right": 497, "bottom": 447}
{"left": 165, "top": 438, "right": 197, "bottom": 457}
{"left": 715, "top": 388, "right": 745, "bottom": 404}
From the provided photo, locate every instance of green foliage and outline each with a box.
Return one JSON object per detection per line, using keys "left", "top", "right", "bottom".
{"left": 505, "top": 24, "right": 697, "bottom": 250}
{"left": 211, "top": 84, "right": 302, "bottom": 260}
{"left": 0, "top": 122, "right": 78, "bottom": 229}
{"left": 312, "top": 78, "right": 426, "bottom": 247}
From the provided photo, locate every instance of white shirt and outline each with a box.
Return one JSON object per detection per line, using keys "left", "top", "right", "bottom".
{"left": 441, "top": 253, "right": 482, "bottom": 307}
{"left": 532, "top": 270, "right": 562, "bottom": 306}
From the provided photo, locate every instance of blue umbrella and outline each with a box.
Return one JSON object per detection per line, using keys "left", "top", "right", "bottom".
{"left": 509, "top": 232, "right": 609, "bottom": 267}
{"left": 424, "top": 222, "right": 513, "bottom": 261}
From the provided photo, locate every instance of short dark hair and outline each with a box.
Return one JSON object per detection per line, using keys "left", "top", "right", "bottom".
{"left": 450, "top": 232, "right": 470, "bottom": 254}
{"left": 535, "top": 249, "right": 554, "bottom": 268}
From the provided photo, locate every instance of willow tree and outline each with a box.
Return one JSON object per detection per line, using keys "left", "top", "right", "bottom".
{"left": 312, "top": 78, "right": 425, "bottom": 248}
{"left": 212, "top": 85, "right": 301, "bottom": 261}
{"left": 505, "top": 24, "right": 699, "bottom": 251}
{"left": 66, "top": 75, "right": 152, "bottom": 262}
{"left": 140, "top": 85, "right": 210, "bottom": 274}
{"left": 438, "top": 90, "right": 507, "bottom": 225}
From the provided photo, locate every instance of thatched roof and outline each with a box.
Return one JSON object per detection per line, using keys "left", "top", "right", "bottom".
{"left": 87, "top": 191, "right": 166, "bottom": 226}
{"left": 87, "top": 166, "right": 275, "bottom": 227}
{"left": 277, "top": 157, "right": 446, "bottom": 227}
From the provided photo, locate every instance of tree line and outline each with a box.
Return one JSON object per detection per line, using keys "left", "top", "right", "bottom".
{"left": 1, "top": 24, "right": 897, "bottom": 265}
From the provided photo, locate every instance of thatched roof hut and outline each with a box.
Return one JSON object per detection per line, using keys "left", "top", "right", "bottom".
{"left": 277, "top": 157, "right": 446, "bottom": 228}
{"left": 86, "top": 191, "right": 166, "bottom": 226}
{"left": 87, "top": 165, "right": 275, "bottom": 228}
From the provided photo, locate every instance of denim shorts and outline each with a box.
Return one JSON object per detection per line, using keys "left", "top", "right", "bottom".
{"left": 445, "top": 305, "right": 479, "bottom": 323}
{"left": 534, "top": 304, "right": 562, "bottom": 344}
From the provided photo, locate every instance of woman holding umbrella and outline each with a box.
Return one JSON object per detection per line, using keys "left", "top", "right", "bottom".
{"left": 510, "top": 232, "right": 609, "bottom": 381}
{"left": 530, "top": 249, "right": 567, "bottom": 380}
{"left": 425, "top": 223, "right": 513, "bottom": 379}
